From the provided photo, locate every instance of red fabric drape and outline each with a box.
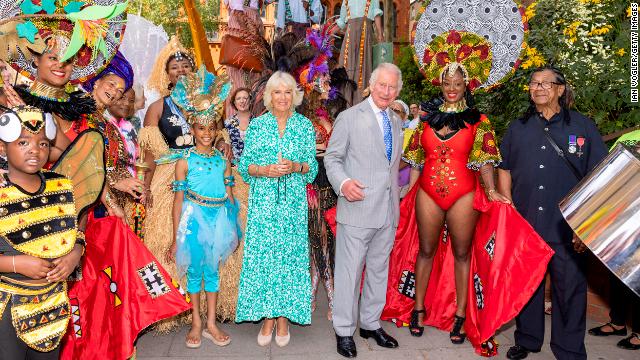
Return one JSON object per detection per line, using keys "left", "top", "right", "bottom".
{"left": 61, "top": 216, "right": 191, "bottom": 360}
{"left": 381, "top": 184, "right": 554, "bottom": 356}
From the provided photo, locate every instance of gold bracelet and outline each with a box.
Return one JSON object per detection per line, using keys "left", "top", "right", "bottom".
{"left": 12, "top": 255, "right": 16, "bottom": 273}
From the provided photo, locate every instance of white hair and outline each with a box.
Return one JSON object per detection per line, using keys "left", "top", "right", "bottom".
{"left": 263, "top": 71, "right": 304, "bottom": 112}
{"left": 393, "top": 99, "right": 410, "bottom": 115}
{"left": 369, "top": 63, "right": 403, "bottom": 93}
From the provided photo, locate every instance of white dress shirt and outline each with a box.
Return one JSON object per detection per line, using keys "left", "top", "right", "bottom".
{"left": 224, "top": 0, "right": 260, "bottom": 11}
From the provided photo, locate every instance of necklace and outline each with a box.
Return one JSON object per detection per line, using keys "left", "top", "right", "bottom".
{"left": 439, "top": 99, "right": 467, "bottom": 113}
{"left": 59, "top": 118, "right": 74, "bottom": 134}
{"left": 29, "top": 81, "right": 70, "bottom": 102}
{"left": 191, "top": 147, "right": 217, "bottom": 158}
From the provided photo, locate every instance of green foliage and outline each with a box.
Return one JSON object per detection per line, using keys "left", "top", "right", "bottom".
{"left": 396, "top": 46, "right": 440, "bottom": 106}
{"left": 128, "top": 0, "right": 220, "bottom": 49}
{"left": 399, "top": 0, "right": 635, "bottom": 137}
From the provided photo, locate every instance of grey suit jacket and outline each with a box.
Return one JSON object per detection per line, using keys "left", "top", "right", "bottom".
{"left": 324, "top": 99, "right": 403, "bottom": 229}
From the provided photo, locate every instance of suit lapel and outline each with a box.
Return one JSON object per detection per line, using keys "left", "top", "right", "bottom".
{"left": 390, "top": 112, "right": 402, "bottom": 162}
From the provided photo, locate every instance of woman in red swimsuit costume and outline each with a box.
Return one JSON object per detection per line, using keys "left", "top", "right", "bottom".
{"left": 404, "top": 63, "right": 510, "bottom": 343}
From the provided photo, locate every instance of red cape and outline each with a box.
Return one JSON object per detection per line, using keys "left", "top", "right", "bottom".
{"left": 61, "top": 216, "right": 191, "bottom": 359}
{"left": 381, "top": 184, "right": 554, "bottom": 356}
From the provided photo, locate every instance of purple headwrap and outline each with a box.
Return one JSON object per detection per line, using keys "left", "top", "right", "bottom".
{"left": 82, "top": 51, "right": 134, "bottom": 93}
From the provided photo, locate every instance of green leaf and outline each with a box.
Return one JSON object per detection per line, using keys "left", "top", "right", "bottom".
{"left": 41, "top": 0, "right": 56, "bottom": 14}
{"left": 64, "top": 1, "right": 85, "bottom": 14}
{"left": 95, "top": 37, "right": 108, "bottom": 58}
{"left": 19, "top": 0, "right": 41, "bottom": 15}
{"left": 16, "top": 21, "right": 38, "bottom": 43}
{"left": 66, "top": 1, "right": 128, "bottom": 21}
{"left": 59, "top": 22, "right": 85, "bottom": 63}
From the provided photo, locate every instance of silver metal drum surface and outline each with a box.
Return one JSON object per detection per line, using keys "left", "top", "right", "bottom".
{"left": 559, "top": 144, "right": 640, "bottom": 297}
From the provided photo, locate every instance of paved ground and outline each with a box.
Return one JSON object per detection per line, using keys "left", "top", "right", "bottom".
{"left": 136, "top": 290, "right": 637, "bottom": 360}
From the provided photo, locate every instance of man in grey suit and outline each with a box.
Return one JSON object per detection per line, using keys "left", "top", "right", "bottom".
{"left": 324, "top": 63, "right": 403, "bottom": 358}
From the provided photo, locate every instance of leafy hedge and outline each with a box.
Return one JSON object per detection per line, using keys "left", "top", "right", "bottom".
{"left": 398, "top": 0, "right": 635, "bottom": 137}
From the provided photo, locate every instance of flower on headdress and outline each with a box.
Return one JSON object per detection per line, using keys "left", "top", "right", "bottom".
{"left": 423, "top": 49, "right": 434, "bottom": 64}
{"left": 456, "top": 44, "right": 473, "bottom": 62}
{"left": 474, "top": 44, "right": 489, "bottom": 60}
{"left": 446, "top": 30, "right": 462, "bottom": 44}
{"left": 468, "top": 79, "right": 481, "bottom": 91}
{"left": 435, "top": 52, "right": 450, "bottom": 66}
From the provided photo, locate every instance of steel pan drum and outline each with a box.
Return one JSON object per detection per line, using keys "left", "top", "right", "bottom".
{"left": 559, "top": 144, "right": 640, "bottom": 297}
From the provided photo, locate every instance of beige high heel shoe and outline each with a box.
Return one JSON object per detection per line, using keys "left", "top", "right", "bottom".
{"left": 257, "top": 321, "right": 274, "bottom": 346}
{"left": 275, "top": 322, "right": 290, "bottom": 347}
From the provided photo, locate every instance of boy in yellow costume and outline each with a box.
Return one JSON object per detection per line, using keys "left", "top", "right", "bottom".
{"left": 0, "top": 105, "right": 84, "bottom": 359}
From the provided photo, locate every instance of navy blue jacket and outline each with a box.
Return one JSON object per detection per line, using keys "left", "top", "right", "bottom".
{"left": 499, "top": 109, "right": 607, "bottom": 244}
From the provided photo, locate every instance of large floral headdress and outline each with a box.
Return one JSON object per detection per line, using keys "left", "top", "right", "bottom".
{"left": 147, "top": 35, "right": 195, "bottom": 96}
{"left": 412, "top": 0, "right": 528, "bottom": 92}
{"left": 421, "top": 30, "right": 492, "bottom": 91}
{"left": 0, "top": 0, "right": 128, "bottom": 85}
{"left": 171, "top": 66, "right": 230, "bottom": 127}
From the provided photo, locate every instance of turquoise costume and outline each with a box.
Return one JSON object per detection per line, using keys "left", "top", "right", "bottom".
{"left": 235, "top": 112, "right": 318, "bottom": 325}
{"left": 173, "top": 149, "right": 240, "bottom": 293}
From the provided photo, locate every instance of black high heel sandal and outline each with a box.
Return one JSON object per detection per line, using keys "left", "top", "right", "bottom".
{"left": 450, "top": 315, "right": 466, "bottom": 344}
{"left": 409, "top": 309, "right": 425, "bottom": 337}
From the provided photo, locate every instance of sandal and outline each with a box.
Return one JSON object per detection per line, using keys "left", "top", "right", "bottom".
{"left": 409, "top": 309, "right": 425, "bottom": 337}
{"left": 185, "top": 328, "right": 202, "bottom": 349}
{"left": 588, "top": 322, "right": 627, "bottom": 337}
{"left": 450, "top": 315, "right": 466, "bottom": 344}
{"left": 617, "top": 333, "right": 640, "bottom": 350}
{"left": 203, "top": 328, "right": 231, "bottom": 347}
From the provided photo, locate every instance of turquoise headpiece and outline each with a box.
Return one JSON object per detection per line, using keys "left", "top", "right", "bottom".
{"left": 171, "top": 66, "right": 231, "bottom": 127}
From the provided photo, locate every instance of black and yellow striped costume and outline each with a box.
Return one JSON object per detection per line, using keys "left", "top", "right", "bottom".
{"left": 0, "top": 171, "right": 82, "bottom": 353}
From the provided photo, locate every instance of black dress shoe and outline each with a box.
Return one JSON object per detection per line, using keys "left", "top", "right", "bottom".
{"left": 588, "top": 323, "right": 627, "bottom": 337}
{"left": 506, "top": 345, "right": 540, "bottom": 359}
{"left": 336, "top": 334, "right": 357, "bottom": 358}
{"left": 359, "top": 328, "right": 398, "bottom": 348}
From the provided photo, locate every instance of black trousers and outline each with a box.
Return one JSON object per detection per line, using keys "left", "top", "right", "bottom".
{"left": 0, "top": 302, "right": 60, "bottom": 360}
{"left": 609, "top": 272, "right": 640, "bottom": 333}
{"left": 515, "top": 242, "right": 587, "bottom": 360}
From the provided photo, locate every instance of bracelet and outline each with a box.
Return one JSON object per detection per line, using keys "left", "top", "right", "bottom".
{"left": 76, "top": 231, "right": 87, "bottom": 256}
{"left": 487, "top": 189, "right": 496, "bottom": 196}
{"left": 299, "top": 163, "right": 304, "bottom": 173}
{"left": 12, "top": 255, "right": 16, "bottom": 273}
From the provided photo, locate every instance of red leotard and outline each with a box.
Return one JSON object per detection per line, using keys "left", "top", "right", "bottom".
{"left": 418, "top": 123, "right": 478, "bottom": 210}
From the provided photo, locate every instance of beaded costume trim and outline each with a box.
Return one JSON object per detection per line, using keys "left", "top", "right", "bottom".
{"left": 0, "top": 172, "right": 77, "bottom": 258}
{"left": 0, "top": 280, "right": 70, "bottom": 352}
{"left": 185, "top": 190, "right": 228, "bottom": 208}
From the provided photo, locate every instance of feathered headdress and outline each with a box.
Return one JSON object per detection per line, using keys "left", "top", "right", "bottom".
{"left": 147, "top": 35, "right": 196, "bottom": 96}
{"left": 0, "top": 105, "right": 56, "bottom": 143}
{"left": 170, "top": 66, "right": 230, "bottom": 127}
{"left": 297, "top": 23, "right": 337, "bottom": 95}
{"left": 0, "top": 0, "right": 129, "bottom": 85}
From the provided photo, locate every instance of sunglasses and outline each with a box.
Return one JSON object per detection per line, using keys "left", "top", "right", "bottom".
{"left": 390, "top": 107, "right": 405, "bottom": 114}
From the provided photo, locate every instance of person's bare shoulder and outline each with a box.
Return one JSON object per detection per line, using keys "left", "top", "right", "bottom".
{"left": 143, "top": 98, "right": 164, "bottom": 127}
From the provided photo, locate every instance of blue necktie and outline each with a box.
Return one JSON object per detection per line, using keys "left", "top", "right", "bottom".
{"left": 381, "top": 110, "right": 392, "bottom": 162}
